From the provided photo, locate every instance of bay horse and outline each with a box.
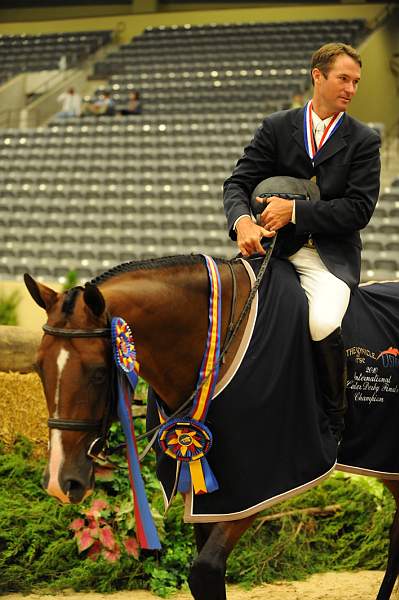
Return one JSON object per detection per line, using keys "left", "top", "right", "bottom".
{"left": 24, "top": 254, "right": 399, "bottom": 600}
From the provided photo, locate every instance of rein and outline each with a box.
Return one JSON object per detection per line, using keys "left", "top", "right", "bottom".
{"left": 43, "top": 242, "right": 276, "bottom": 458}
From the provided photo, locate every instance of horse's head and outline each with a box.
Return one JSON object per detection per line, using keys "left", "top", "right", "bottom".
{"left": 24, "top": 274, "right": 113, "bottom": 504}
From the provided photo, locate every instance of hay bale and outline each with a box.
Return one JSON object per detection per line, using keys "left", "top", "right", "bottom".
{"left": 0, "top": 325, "right": 41, "bottom": 373}
{"left": 0, "top": 372, "right": 47, "bottom": 457}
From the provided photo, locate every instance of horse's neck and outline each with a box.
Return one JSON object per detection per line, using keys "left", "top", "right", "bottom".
{"left": 101, "top": 261, "right": 251, "bottom": 411}
{"left": 100, "top": 265, "right": 209, "bottom": 409}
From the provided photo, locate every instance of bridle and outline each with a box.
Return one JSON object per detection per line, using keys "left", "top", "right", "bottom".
{"left": 43, "top": 322, "right": 115, "bottom": 462}
{"left": 42, "top": 246, "right": 275, "bottom": 464}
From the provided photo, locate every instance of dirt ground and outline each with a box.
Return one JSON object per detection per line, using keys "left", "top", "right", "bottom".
{"left": 2, "top": 571, "right": 398, "bottom": 600}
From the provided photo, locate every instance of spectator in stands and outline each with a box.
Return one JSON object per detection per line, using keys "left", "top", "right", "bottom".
{"left": 81, "top": 91, "right": 116, "bottom": 117}
{"left": 120, "top": 91, "right": 142, "bottom": 116}
{"left": 56, "top": 87, "right": 81, "bottom": 118}
{"left": 223, "top": 42, "right": 380, "bottom": 445}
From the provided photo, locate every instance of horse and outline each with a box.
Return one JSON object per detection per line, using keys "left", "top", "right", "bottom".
{"left": 24, "top": 250, "right": 399, "bottom": 600}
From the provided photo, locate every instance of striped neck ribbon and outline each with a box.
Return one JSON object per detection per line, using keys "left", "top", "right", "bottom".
{"left": 304, "top": 100, "right": 344, "bottom": 165}
{"left": 157, "top": 255, "right": 221, "bottom": 496}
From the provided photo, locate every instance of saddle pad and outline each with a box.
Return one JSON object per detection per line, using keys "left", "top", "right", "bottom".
{"left": 147, "top": 257, "right": 337, "bottom": 522}
{"left": 338, "top": 280, "right": 399, "bottom": 479}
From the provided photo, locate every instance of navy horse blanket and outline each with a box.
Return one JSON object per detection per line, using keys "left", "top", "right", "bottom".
{"left": 147, "top": 257, "right": 399, "bottom": 522}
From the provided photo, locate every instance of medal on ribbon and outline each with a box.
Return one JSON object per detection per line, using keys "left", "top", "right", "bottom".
{"left": 304, "top": 100, "right": 344, "bottom": 165}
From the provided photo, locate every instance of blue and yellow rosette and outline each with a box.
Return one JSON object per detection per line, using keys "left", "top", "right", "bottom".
{"left": 158, "top": 417, "right": 218, "bottom": 495}
{"left": 111, "top": 317, "right": 140, "bottom": 388}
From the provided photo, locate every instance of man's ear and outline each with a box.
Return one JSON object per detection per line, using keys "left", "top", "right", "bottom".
{"left": 83, "top": 283, "right": 106, "bottom": 317}
{"left": 312, "top": 67, "right": 324, "bottom": 85}
{"left": 24, "top": 273, "right": 58, "bottom": 311}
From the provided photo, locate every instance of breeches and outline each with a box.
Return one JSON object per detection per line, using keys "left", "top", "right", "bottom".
{"left": 287, "top": 247, "right": 351, "bottom": 342}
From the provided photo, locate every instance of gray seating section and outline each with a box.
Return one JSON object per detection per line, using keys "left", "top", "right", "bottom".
{"left": 0, "top": 115, "right": 244, "bottom": 281}
{"left": 360, "top": 189, "right": 399, "bottom": 282}
{"left": 93, "top": 19, "right": 367, "bottom": 114}
{"left": 0, "top": 30, "right": 113, "bottom": 83}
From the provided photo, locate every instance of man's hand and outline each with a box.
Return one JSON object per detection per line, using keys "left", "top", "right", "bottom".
{"left": 235, "top": 216, "right": 275, "bottom": 257}
{"left": 257, "top": 196, "right": 294, "bottom": 231}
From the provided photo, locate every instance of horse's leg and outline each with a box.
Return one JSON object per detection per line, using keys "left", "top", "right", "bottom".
{"left": 188, "top": 516, "right": 255, "bottom": 600}
{"left": 376, "top": 479, "right": 399, "bottom": 600}
{"left": 193, "top": 522, "right": 214, "bottom": 553}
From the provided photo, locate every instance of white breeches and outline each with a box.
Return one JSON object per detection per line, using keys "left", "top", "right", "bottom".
{"left": 288, "top": 247, "right": 351, "bottom": 342}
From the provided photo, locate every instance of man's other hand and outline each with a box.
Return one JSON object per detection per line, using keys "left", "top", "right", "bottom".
{"left": 257, "top": 196, "right": 294, "bottom": 231}
{"left": 236, "top": 216, "right": 275, "bottom": 257}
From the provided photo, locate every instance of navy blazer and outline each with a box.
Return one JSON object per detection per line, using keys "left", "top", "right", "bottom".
{"left": 223, "top": 107, "right": 381, "bottom": 288}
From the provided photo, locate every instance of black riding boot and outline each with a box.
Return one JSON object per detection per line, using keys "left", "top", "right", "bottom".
{"left": 313, "top": 327, "right": 347, "bottom": 443}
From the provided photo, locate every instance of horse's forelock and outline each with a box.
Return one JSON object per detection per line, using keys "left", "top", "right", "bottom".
{"left": 61, "top": 286, "right": 84, "bottom": 316}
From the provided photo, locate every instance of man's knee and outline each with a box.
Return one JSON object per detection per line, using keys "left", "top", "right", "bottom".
{"left": 309, "top": 318, "right": 342, "bottom": 342}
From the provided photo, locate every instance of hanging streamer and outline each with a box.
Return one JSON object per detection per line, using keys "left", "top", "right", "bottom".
{"left": 112, "top": 317, "right": 161, "bottom": 551}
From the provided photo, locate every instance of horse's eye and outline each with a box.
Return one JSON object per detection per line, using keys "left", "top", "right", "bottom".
{"left": 90, "top": 367, "right": 108, "bottom": 385}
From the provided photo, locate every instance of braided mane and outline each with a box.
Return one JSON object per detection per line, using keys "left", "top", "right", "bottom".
{"left": 89, "top": 254, "right": 233, "bottom": 286}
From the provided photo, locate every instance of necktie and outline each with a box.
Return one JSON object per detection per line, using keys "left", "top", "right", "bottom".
{"left": 314, "top": 122, "right": 325, "bottom": 148}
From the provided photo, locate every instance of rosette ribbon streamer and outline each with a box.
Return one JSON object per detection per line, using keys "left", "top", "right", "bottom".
{"left": 111, "top": 317, "right": 161, "bottom": 551}
{"left": 157, "top": 255, "right": 221, "bottom": 495}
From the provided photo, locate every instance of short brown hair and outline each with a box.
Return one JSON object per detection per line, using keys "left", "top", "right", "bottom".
{"left": 310, "top": 42, "right": 362, "bottom": 85}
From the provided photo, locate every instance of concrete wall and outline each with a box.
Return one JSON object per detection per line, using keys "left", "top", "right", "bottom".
{"left": 0, "top": 75, "right": 26, "bottom": 127}
{"left": 351, "top": 8, "right": 399, "bottom": 136}
{"left": 0, "top": 280, "right": 61, "bottom": 332}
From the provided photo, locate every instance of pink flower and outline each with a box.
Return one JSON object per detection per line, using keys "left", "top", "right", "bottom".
{"left": 69, "top": 518, "right": 85, "bottom": 531}
{"left": 86, "top": 499, "right": 109, "bottom": 518}
{"left": 99, "top": 526, "right": 116, "bottom": 550}
{"left": 87, "top": 540, "right": 102, "bottom": 561}
{"left": 76, "top": 529, "right": 96, "bottom": 553}
{"left": 103, "top": 543, "right": 121, "bottom": 563}
{"left": 124, "top": 536, "right": 139, "bottom": 559}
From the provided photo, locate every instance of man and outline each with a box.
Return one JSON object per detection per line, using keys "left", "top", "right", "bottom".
{"left": 223, "top": 43, "right": 381, "bottom": 442}
{"left": 56, "top": 87, "right": 81, "bottom": 118}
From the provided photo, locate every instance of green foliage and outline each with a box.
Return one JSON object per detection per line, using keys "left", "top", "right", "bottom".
{"left": 62, "top": 270, "right": 78, "bottom": 291}
{"left": 0, "top": 436, "right": 395, "bottom": 596}
{"left": 0, "top": 288, "right": 21, "bottom": 325}
{"left": 226, "top": 472, "right": 394, "bottom": 586}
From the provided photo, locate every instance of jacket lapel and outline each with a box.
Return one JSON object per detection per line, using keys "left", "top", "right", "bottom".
{"left": 292, "top": 107, "right": 307, "bottom": 155}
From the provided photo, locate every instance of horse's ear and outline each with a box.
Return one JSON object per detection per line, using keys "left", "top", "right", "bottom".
{"left": 83, "top": 283, "right": 106, "bottom": 317}
{"left": 23, "top": 273, "right": 58, "bottom": 311}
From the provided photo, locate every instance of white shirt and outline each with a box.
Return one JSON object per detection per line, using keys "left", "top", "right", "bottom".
{"left": 57, "top": 91, "right": 82, "bottom": 116}
{"left": 312, "top": 109, "right": 336, "bottom": 148}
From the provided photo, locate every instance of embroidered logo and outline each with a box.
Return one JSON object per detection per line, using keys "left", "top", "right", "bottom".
{"left": 377, "top": 347, "right": 399, "bottom": 368}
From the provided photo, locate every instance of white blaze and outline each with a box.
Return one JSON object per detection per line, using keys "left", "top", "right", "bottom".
{"left": 47, "top": 348, "right": 71, "bottom": 503}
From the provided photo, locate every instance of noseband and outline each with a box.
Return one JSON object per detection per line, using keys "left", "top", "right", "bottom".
{"left": 43, "top": 323, "right": 114, "bottom": 461}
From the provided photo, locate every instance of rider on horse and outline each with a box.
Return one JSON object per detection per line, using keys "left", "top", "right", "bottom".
{"left": 223, "top": 42, "right": 381, "bottom": 443}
